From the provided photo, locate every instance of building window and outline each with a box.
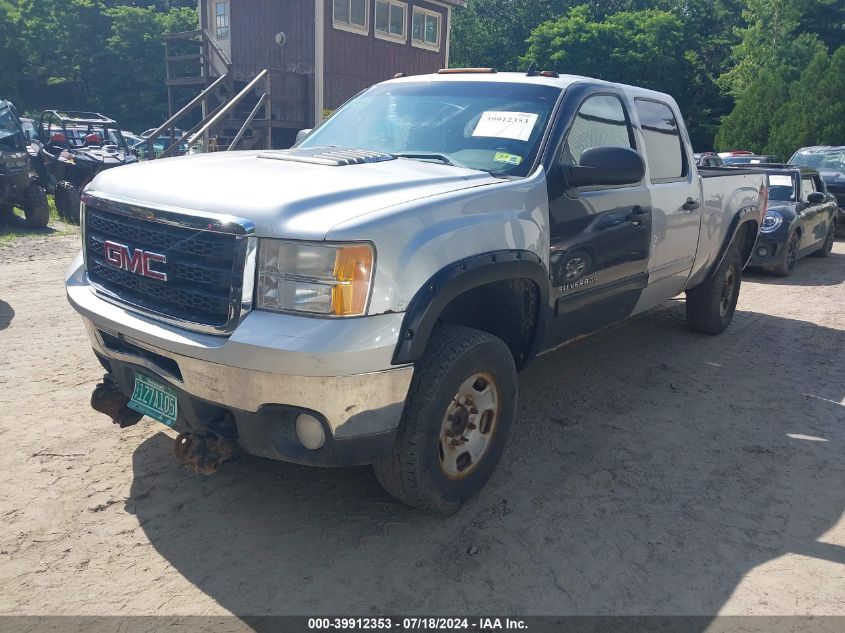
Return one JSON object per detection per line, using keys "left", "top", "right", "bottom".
{"left": 333, "top": 0, "right": 369, "bottom": 34}
{"left": 375, "top": 0, "right": 407, "bottom": 42}
{"left": 412, "top": 7, "right": 440, "bottom": 51}
{"left": 215, "top": 1, "right": 229, "bottom": 40}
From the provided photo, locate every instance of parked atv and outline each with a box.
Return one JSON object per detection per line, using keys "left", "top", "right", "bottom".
{"left": 0, "top": 100, "right": 50, "bottom": 228}
{"left": 35, "top": 111, "right": 137, "bottom": 223}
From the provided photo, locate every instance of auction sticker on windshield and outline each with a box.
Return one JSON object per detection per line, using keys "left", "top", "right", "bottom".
{"left": 128, "top": 372, "right": 178, "bottom": 427}
{"left": 473, "top": 111, "right": 539, "bottom": 141}
{"left": 769, "top": 175, "right": 793, "bottom": 187}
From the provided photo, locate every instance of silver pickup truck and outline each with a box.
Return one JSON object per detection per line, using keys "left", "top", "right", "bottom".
{"left": 66, "top": 70, "right": 767, "bottom": 515}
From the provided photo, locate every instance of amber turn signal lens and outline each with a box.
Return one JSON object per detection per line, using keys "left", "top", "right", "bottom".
{"left": 331, "top": 244, "right": 374, "bottom": 316}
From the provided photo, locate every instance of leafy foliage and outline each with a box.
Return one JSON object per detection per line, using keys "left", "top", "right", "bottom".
{"left": 455, "top": 0, "right": 843, "bottom": 153}
{"left": 0, "top": 0, "right": 196, "bottom": 132}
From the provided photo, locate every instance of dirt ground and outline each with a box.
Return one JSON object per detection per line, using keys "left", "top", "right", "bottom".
{"left": 0, "top": 235, "right": 843, "bottom": 618}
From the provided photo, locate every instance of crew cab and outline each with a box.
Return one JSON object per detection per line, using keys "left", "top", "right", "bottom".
{"left": 66, "top": 71, "right": 766, "bottom": 515}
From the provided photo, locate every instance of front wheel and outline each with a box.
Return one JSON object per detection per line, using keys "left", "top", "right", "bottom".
{"left": 773, "top": 231, "right": 799, "bottom": 276}
{"left": 685, "top": 246, "right": 742, "bottom": 335}
{"left": 23, "top": 178, "right": 50, "bottom": 227}
{"left": 374, "top": 325, "right": 517, "bottom": 515}
{"left": 55, "top": 181, "right": 81, "bottom": 223}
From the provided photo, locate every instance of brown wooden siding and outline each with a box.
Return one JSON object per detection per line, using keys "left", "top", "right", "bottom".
{"left": 229, "top": 0, "right": 315, "bottom": 81}
{"left": 322, "top": 0, "right": 448, "bottom": 110}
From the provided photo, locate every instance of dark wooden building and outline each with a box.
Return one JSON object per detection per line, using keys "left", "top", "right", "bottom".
{"left": 157, "top": 0, "right": 464, "bottom": 153}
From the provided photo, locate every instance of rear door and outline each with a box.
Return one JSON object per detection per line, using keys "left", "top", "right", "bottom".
{"left": 633, "top": 98, "right": 701, "bottom": 300}
{"left": 544, "top": 90, "right": 652, "bottom": 348}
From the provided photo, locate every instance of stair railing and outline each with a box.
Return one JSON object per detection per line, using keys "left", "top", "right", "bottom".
{"left": 185, "top": 69, "right": 271, "bottom": 153}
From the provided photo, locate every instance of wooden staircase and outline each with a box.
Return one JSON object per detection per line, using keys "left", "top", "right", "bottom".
{"left": 143, "top": 30, "right": 309, "bottom": 158}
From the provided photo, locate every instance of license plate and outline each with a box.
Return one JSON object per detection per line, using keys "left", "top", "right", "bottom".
{"left": 128, "top": 373, "right": 178, "bottom": 428}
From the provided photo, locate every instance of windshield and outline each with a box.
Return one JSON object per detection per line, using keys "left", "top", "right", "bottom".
{"left": 299, "top": 81, "right": 561, "bottom": 177}
{"left": 767, "top": 174, "right": 796, "bottom": 202}
{"left": 0, "top": 106, "right": 24, "bottom": 151}
{"left": 790, "top": 150, "right": 845, "bottom": 173}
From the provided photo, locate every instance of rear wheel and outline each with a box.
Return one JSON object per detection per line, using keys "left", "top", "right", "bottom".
{"left": 23, "top": 177, "right": 50, "bottom": 227}
{"left": 374, "top": 325, "right": 517, "bottom": 515}
{"left": 773, "top": 231, "right": 799, "bottom": 276}
{"left": 55, "top": 181, "right": 81, "bottom": 223}
{"left": 812, "top": 220, "right": 835, "bottom": 257}
{"left": 685, "top": 246, "right": 742, "bottom": 335}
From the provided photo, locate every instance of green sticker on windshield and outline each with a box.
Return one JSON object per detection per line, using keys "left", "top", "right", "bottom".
{"left": 494, "top": 152, "right": 523, "bottom": 166}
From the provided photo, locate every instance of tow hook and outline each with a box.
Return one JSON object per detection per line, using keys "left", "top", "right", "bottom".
{"left": 90, "top": 377, "right": 143, "bottom": 428}
{"left": 173, "top": 432, "right": 237, "bottom": 475}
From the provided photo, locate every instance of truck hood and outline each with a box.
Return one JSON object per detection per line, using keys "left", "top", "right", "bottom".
{"left": 86, "top": 149, "right": 500, "bottom": 239}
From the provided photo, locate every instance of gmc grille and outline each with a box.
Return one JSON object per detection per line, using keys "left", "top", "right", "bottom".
{"left": 84, "top": 204, "right": 249, "bottom": 332}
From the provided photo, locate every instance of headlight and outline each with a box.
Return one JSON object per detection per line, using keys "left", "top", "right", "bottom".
{"left": 256, "top": 240, "right": 374, "bottom": 316}
{"left": 760, "top": 211, "right": 783, "bottom": 233}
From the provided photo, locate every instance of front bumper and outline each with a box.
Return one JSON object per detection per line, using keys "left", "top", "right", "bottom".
{"left": 66, "top": 254, "right": 413, "bottom": 465}
{"left": 748, "top": 235, "right": 785, "bottom": 269}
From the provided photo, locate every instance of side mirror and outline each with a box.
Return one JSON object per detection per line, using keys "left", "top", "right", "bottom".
{"left": 807, "top": 191, "right": 825, "bottom": 204}
{"left": 564, "top": 146, "right": 645, "bottom": 188}
{"left": 295, "top": 129, "right": 312, "bottom": 145}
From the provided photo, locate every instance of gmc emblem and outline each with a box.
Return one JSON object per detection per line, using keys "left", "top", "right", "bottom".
{"left": 103, "top": 240, "right": 167, "bottom": 281}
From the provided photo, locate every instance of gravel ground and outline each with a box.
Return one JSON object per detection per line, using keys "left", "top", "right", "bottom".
{"left": 0, "top": 235, "right": 843, "bottom": 618}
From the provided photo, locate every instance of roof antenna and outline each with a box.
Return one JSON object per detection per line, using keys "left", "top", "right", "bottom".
{"left": 526, "top": 61, "right": 539, "bottom": 77}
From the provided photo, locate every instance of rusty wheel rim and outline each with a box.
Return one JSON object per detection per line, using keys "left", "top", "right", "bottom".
{"left": 438, "top": 372, "right": 500, "bottom": 480}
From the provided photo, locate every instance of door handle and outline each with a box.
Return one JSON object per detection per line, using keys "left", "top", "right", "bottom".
{"left": 683, "top": 198, "right": 700, "bottom": 212}
{"left": 627, "top": 206, "right": 648, "bottom": 225}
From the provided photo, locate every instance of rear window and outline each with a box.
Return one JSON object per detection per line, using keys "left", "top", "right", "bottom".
{"left": 635, "top": 99, "right": 686, "bottom": 182}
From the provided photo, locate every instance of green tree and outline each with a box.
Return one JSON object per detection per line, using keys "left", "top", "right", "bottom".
{"left": 768, "top": 46, "right": 845, "bottom": 157}
{"left": 0, "top": 0, "right": 21, "bottom": 103}
{"left": 98, "top": 5, "right": 196, "bottom": 131}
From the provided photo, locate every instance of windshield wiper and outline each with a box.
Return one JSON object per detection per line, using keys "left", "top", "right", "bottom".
{"left": 394, "top": 152, "right": 466, "bottom": 168}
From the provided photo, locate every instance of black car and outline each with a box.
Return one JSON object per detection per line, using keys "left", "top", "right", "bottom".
{"left": 789, "top": 146, "right": 845, "bottom": 235}
{"left": 694, "top": 152, "right": 724, "bottom": 167}
{"left": 722, "top": 154, "right": 781, "bottom": 166}
{"left": 749, "top": 166, "right": 838, "bottom": 276}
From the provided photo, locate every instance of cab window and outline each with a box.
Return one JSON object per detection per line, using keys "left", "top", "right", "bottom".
{"left": 560, "top": 94, "right": 634, "bottom": 167}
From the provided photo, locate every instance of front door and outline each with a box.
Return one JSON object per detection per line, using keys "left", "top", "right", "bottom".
{"left": 798, "top": 174, "right": 829, "bottom": 251}
{"left": 543, "top": 91, "right": 652, "bottom": 349}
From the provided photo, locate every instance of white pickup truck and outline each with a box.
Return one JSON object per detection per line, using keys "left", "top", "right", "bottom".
{"left": 66, "top": 70, "right": 767, "bottom": 515}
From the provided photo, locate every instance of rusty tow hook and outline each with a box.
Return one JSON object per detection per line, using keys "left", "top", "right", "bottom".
{"left": 90, "top": 377, "right": 143, "bottom": 428}
{"left": 173, "top": 433, "right": 237, "bottom": 475}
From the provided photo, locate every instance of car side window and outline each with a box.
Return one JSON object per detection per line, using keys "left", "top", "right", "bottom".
{"left": 634, "top": 99, "right": 686, "bottom": 182}
{"left": 800, "top": 177, "right": 816, "bottom": 201}
{"left": 560, "top": 94, "right": 633, "bottom": 167}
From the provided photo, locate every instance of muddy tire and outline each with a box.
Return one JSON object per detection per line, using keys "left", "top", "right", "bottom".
{"left": 773, "top": 230, "right": 799, "bottom": 276}
{"left": 685, "top": 246, "right": 742, "bottom": 335}
{"left": 23, "top": 177, "right": 50, "bottom": 227}
{"left": 812, "top": 220, "right": 835, "bottom": 258}
{"left": 55, "top": 182, "right": 81, "bottom": 223}
{"left": 374, "top": 325, "right": 517, "bottom": 516}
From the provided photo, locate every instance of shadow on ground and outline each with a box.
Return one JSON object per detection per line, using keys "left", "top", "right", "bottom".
{"left": 0, "top": 299, "right": 13, "bottom": 331}
{"left": 0, "top": 210, "right": 59, "bottom": 240}
{"left": 127, "top": 299, "right": 845, "bottom": 618}
{"left": 745, "top": 251, "right": 845, "bottom": 287}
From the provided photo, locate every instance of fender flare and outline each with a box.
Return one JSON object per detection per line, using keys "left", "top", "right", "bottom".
{"left": 704, "top": 206, "right": 760, "bottom": 284}
{"left": 391, "top": 250, "right": 551, "bottom": 365}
